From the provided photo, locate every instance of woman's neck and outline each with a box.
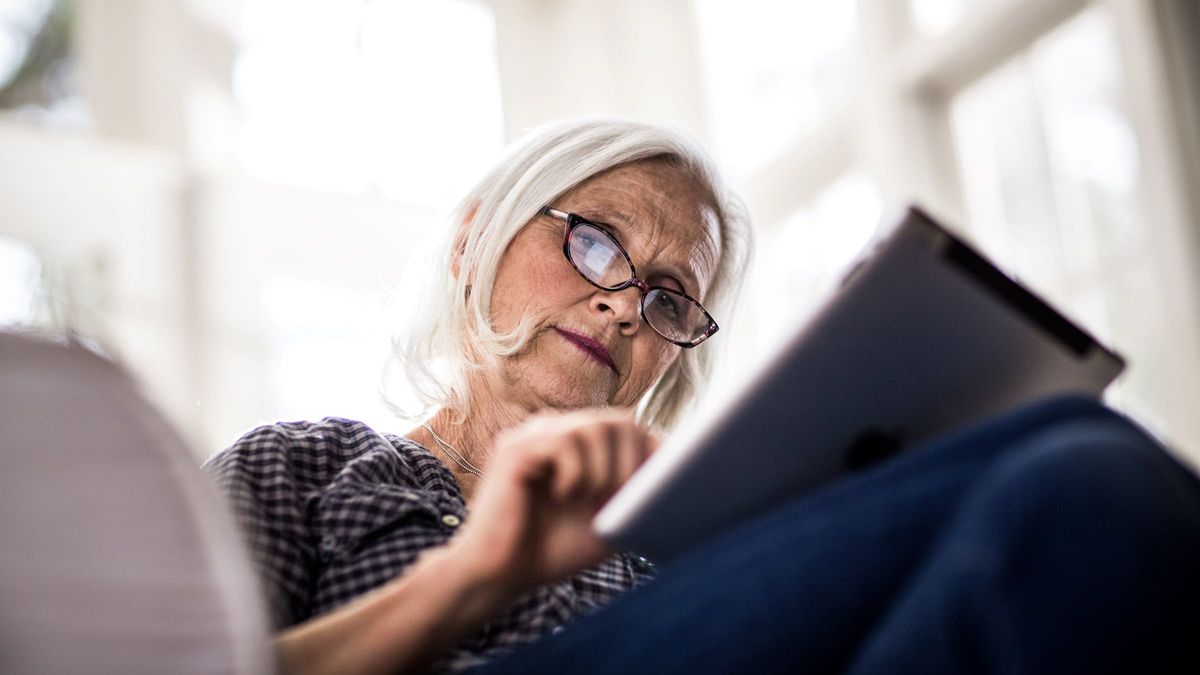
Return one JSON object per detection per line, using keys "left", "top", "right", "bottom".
{"left": 407, "top": 377, "right": 534, "bottom": 502}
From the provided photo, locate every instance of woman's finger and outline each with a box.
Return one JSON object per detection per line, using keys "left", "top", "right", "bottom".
{"left": 619, "top": 420, "right": 648, "bottom": 482}
{"left": 514, "top": 443, "right": 554, "bottom": 485}
{"left": 577, "top": 420, "right": 618, "bottom": 499}
{"left": 602, "top": 421, "right": 628, "bottom": 495}
{"left": 640, "top": 430, "right": 659, "bottom": 463}
{"left": 550, "top": 432, "right": 587, "bottom": 501}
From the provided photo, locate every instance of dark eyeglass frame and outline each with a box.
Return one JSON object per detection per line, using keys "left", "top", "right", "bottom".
{"left": 541, "top": 206, "right": 718, "bottom": 348}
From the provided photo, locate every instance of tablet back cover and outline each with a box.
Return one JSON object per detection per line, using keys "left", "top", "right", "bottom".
{"left": 595, "top": 206, "right": 1124, "bottom": 562}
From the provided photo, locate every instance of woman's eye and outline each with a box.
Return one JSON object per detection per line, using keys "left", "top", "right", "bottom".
{"left": 655, "top": 292, "right": 681, "bottom": 319}
{"left": 576, "top": 228, "right": 609, "bottom": 249}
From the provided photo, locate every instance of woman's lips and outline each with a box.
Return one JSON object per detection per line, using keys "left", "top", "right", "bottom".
{"left": 553, "top": 328, "right": 617, "bottom": 373}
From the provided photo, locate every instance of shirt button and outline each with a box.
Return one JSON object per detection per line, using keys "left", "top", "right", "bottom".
{"left": 441, "top": 514, "right": 462, "bottom": 528}
{"left": 320, "top": 534, "right": 337, "bottom": 552}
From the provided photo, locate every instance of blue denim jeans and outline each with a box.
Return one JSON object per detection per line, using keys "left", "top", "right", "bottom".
{"left": 473, "top": 396, "right": 1200, "bottom": 674}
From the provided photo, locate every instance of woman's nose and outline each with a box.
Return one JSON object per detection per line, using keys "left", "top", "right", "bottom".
{"left": 590, "top": 288, "right": 642, "bottom": 334}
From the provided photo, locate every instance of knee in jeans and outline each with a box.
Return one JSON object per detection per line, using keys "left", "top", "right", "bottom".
{"left": 974, "top": 414, "right": 1200, "bottom": 570}
{"left": 955, "top": 414, "right": 1200, "bottom": 651}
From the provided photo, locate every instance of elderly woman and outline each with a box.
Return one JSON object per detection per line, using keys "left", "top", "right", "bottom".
{"left": 205, "top": 118, "right": 1200, "bottom": 675}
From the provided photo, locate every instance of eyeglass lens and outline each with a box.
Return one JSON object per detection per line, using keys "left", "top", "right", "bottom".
{"left": 567, "top": 224, "right": 630, "bottom": 289}
{"left": 567, "top": 221, "right": 710, "bottom": 343}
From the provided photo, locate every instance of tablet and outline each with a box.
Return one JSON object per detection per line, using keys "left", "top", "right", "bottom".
{"left": 593, "top": 205, "right": 1125, "bottom": 562}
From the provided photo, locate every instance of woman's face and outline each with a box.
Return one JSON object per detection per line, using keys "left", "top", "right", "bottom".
{"left": 480, "top": 158, "right": 722, "bottom": 413}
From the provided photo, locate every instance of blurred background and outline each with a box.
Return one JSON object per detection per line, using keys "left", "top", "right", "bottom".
{"left": 1, "top": 0, "right": 1198, "bottom": 468}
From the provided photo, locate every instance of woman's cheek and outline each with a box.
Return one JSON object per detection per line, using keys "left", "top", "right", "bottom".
{"left": 633, "top": 342, "right": 676, "bottom": 394}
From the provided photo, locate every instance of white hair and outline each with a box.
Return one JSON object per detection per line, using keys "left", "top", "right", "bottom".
{"left": 388, "top": 117, "right": 755, "bottom": 431}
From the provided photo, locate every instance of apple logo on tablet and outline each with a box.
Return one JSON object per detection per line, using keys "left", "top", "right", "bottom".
{"left": 844, "top": 429, "right": 906, "bottom": 472}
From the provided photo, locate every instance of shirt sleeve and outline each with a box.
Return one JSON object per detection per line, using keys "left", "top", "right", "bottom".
{"left": 203, "top": 424, "right": 322, "bottom": 628}
{"left": 570, "top": 552, "right": 658, "bottom": 614}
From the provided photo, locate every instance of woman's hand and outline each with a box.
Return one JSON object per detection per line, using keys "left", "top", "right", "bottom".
{"left": 448, "top": 408, "right": 658, "bottom": 598}
{"left": 274, "top": 409, "right": 657, "bottom": 675}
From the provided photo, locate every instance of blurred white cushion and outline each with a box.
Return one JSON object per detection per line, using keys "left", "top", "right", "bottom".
{"left": 0, "top": 332, "right": 274, "bottom": 675}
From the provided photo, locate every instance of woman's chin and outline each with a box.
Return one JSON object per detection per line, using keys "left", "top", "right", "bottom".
{"left": 534, "top": 370, "right": 614, "bottom": 410}
{"left": 500, "top": 342, "right": 619, "bottom": 409}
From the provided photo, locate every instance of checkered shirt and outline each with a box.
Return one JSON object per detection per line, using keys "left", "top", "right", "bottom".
{"left": 203, "top": 417, "right": 657, "bottom": 673}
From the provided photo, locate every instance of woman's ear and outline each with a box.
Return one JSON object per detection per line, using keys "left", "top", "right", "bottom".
{"left": 451, "top": 201, "right": 480, "bottom": 281}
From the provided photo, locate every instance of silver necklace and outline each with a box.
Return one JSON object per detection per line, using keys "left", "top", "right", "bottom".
{"left": 422, "top": 422, "right": 486, "bottom": 479}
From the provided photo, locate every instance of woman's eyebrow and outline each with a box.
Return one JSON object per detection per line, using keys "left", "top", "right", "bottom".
{"left": 671, "top": 265, "right": 703, "bottom": 296}
{"left": 581, "top": 208, "right": 635, "bottom": 228}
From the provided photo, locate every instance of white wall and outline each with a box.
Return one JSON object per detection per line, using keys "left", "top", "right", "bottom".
{"left": 192, "top": 173, "right": 438, "bottom": 453}
{"left": 490, "top": 0, "right": 711, "bottom": 142}
{"left": 0, "top": 121, "right": 200, "bottom": 441}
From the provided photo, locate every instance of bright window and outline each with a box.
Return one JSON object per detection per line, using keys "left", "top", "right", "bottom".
{"left": 694, "top": 0, "right": 857, "bottom": 179}
{"left": 950, "top": 6, "right": 1168, "bottom": 425}
{"left": 719, "top": 172, "right": 884, "bottom": 393}
{"left": 0, "top": 0, "right": 87, "bottom": 126}
{"left": 766, "top": 172, "right": 886, "bottom": 326}
{"left": 233, "top": 0, "right": 504, "bottom": 206}
{"left": 908, "top": 0, "right": 974, "bottom": 35}
{"left": 261, "top": 277, "right": 402, "bottom": 430}
{"left": 0, "top": 235, "right": 45, "bottom": 327}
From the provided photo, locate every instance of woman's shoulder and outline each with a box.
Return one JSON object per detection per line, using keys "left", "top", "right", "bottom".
{"left": 202, "top": 418, "right": 463, "bottom": 627}
{"left": 203, "top": 417, "right": 456, "bottom": 496}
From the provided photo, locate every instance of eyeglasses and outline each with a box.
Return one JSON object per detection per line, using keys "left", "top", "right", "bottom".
{"left": 541, "top": 206, "right": 718, "bottom": 348}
